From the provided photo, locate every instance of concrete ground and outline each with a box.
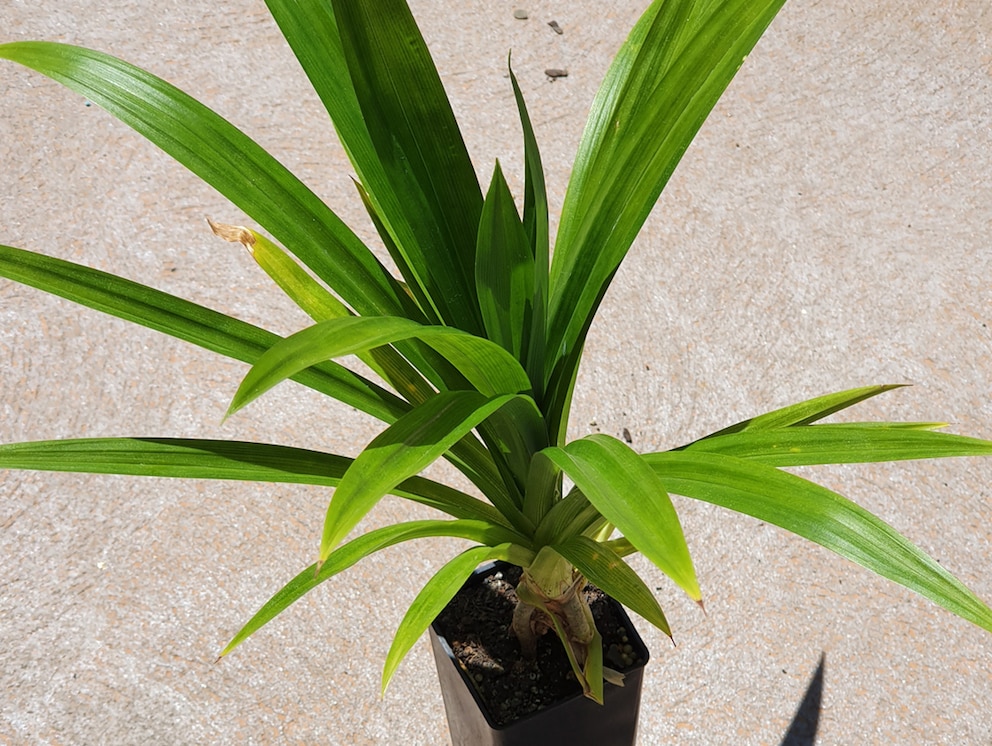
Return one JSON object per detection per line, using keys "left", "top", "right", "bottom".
{"left": 2, "top": 1, "right": 990, "bottom": 743}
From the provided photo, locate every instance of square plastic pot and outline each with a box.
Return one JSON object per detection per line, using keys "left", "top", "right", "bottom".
{"left": 429, "top": 561, "right": 650, "bottom": 746}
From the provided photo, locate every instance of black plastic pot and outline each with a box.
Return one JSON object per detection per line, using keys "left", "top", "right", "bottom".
{"left": 429, "top": 561, "right": 650, "bottom": 746}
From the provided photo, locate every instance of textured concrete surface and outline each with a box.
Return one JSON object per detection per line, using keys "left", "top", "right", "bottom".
{"left": 2, "top": 1, "right": 991, "bottom": 743}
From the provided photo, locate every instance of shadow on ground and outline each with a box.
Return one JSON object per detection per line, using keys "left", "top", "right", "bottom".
{"left": 779, "top": 654, "right": 825, "bottom": 746}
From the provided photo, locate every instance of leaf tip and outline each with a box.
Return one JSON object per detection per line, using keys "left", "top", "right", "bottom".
{"left": 381, "top": 663, "right": 399, "bottom": 699}
{"left": 220, "top": 404, "right": 238, "bottom": 426}
{"left": 207, "top": 219, "right": 256, "bottom": 255}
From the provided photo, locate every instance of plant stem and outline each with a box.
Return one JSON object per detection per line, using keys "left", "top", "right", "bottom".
{"left": 513, "top": 547, "right": 595, "bottom": 664}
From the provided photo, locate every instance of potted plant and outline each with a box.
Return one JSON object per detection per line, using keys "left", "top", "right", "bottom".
{"left": 1, "top": 0, "right": 989, "bottom": 741}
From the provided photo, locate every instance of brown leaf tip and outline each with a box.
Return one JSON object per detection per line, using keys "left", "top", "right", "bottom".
{"left": 207, "top": 219, "right": 256, "bottom": 249}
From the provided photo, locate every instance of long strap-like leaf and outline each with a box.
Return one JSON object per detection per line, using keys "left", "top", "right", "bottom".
{"left": 682, "top": 424, "right": 992, "bottom": 465}
{"left": 554, "top": 534, "right": 672, "bottom": 638}
{"left": 508, "top": 60, "right": 550, "bottom": 396}
{"left": 0, "top": 244, "right": 408, "bottom": 423}
{"left": 263, "top": 0, "right": 437, "bottom": 323}
{"left": 0, "top": 243, "right": 512, "bottom": 501}
{"left": 0, "top": 437, "right": 505, "bottom": 525}
{"left": 545, "top": 0, "right": 787, "bottom": 426}
{"left": 320, "top": 392, "right": 534, "bottom": 560}
{"left": 681, "top": 385, "right": 907, "bottom": 444}
{"left": 475, "top": 161, "right": 536, "bottom": 364}
{"left": 644, "top": 450, "right": 992, "bottom": 634}
{"left": 227, "top": 316, "right": 534, "bottom": 419}
{"left": 0, "top": 41, "right": 413, "bottom": 320}
{"left": 210, "top": 223, "right": 436, "bottom": 405}
{"left": 382, "top": 544, "right": 517, "bottom": 693}
{"left": 222, "top": 525, "right": 530, "bottom": 659}
{"left": 541, "top": 434, "right": 701, "bottom": 603}
{"left": 329, "top": 0, "right": 486, "bottom": 334}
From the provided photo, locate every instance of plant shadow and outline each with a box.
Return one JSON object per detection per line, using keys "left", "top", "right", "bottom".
{"left": 778, "top": 653, "right": 825, "bottom": 746}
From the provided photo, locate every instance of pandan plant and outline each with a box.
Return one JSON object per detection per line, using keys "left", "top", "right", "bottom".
{"left": 1, "top": 0, "right": 990, "bottom": 712}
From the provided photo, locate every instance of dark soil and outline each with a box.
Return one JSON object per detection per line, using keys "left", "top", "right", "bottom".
{"left": 432, "top": 564, "right": 646, "bottom": 728}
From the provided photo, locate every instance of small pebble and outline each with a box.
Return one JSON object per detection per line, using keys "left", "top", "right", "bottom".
{"left": 548, "top": 20, "right": 563, "bottom": 35}
{"left": 545, "top": 68, "right": 568, "bottom": 80}
{"left": 513, "top": 9, "right": 529, "bottom": 20}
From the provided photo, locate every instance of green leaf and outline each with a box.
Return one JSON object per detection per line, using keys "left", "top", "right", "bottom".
{"left": 353, "top": 181, "right": 492, "bottom": 398}
{"left": 382, "top": 544, "right": 513, "bottom": 693}
{"left": 222, "top": 525, "right": 525, "bottom": 657}
{"left": 209, "top": 222, "right": 353, "bottom": 325}
{"left": 603, "top": 537, "right": 637, "bottom": 559}
{"left": 321, "top": 392, "right": 533, "bottom": 560}
{"left": 584, "top": 627, "right": 605, "bottom": 704}
{"left": 508, "top": 59, "right": 549, "bottom": 393}
{"left": 643, "top": 450, "right": 992, "bottom": 634}
{"left": 545, "top": 0, "right": 787, "bottom": 424}
{"left": 330, "top": 0, "right": 485, "bottom": 334}
{"left": 352, "top": 178, "right": 441, "bottom": 325}
{"left": 547, "top": 342, "right": 585, "bottom": 447}
{"left": 534, "top": 486, "right": 599, "bottom": 546}
{"left": 684, "top": 424, "right": 992, "bottom": 466}
{"left": 475, "top": 393, "right": 550, "bottom": 504}
{"left": 228, "top": 316, "right": 533, "bottom": 418}
{"left": 210, "top": 222, "right": 438, "bottom": 405}
{"left": 540, "top": 434, "right": 700, "bottom": 602}
{"left": 0, "top": 244, "right": 408, "bottom": 423}
{"left": 0, "top": 247, "right": 506, "bottom": 504}
{"left": 523, "top": 452, "right": 565, "bottom": 529}
{"left": 263, "top": 0, "right": 440, "bottom": 324}
{"left": 0, "top": 437, "right": 505, "bottom": 525}
{"left": 0, "top": 41, "right": 412, "bottom": 320}
{"left": 684, "top": 385, "right": 907, "bottom": 443}
{"left": 508, "top": 58, "right": 549, "bottom": 288}
{"left": 475, "top": 161, "right": 536, "bottom": 362}
{"left": 554, "top": 534, "right": 672, "bottom": 638}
